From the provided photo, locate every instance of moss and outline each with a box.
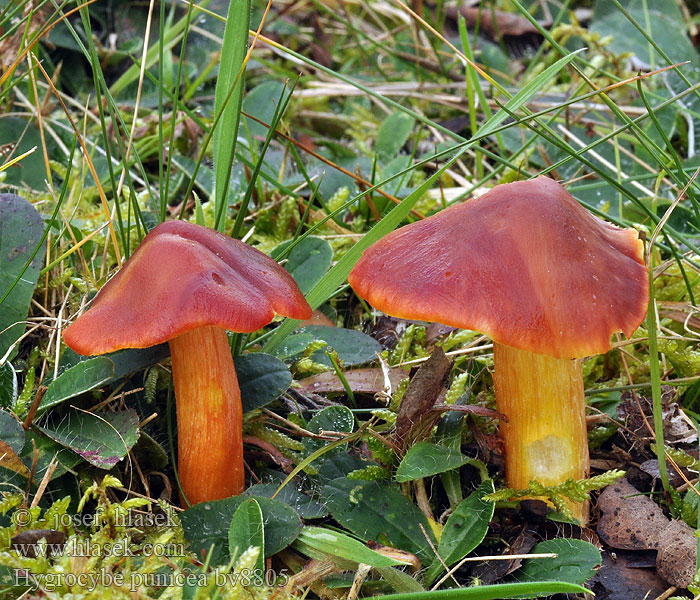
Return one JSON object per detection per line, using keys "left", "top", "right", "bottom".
{"left": 0, "top": 477, "right": 299, "bottom": 599}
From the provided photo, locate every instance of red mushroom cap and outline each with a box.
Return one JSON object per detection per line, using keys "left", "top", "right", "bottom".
{"left": 348, "top": 176, "right": 648, "bottom": 359}
{"left": 64, "top": 220, "right": 312, "bottom": 355}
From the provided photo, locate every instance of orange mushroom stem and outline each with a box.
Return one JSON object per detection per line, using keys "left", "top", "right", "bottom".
{"left": 348, "top": 176, "right": 648, "bottom": 524}
{"left": 493, "top": 344, "right": 589, "bottom": 521}
{"left": 63, "top": 221, "right": 311, "bottom": 504}
{"left": 169, "top": 326, "right": 244, "bottom": 503}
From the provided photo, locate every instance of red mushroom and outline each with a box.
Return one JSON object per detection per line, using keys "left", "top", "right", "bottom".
{"left": 63, "top": 220, "right": 311, "bottom": 504}
{"left": 348, "top": 176, "right": 648, "bottom": 522}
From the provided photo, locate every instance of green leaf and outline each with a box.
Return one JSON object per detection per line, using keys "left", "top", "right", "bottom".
{"left": 424, "top": 481, "right": 495, "bottom": 585}
{"left": 181, "top": 495, "right": 301, "bottom": 565}
{"left": 294, "top": 526, "right": 412, "bottom": 567}
{"left": 299, "top": 325, "right": 382, "bottom": 367}
{"left": 304, "top": 405, "right": 354, "bottom": 455}
{"left": 369, "top": 581, "right": 592, "bottom": 599}
{"left": 0, "top": 194, "right": 46, "bottom": 360}
{"left": 0, "top": 363, "right": 16, "bottom": 409}
{"left": 270, "top": 333, "right": 315, "bottom": 361}
{"left": 322, "top": 477, "right": 435, "bottom": 562}
{"left": 228, "top": 497, "right": 264, "bottom": 571}
{"left": 40, "top": 345, "right": 169, "bottom": 411}
{"left": 395, "top": 442, "right": 470, "bottom": 482}
{"left": 516, "top": 538, "right": 601, "bottom": 591}
{"left": 316, "top": 452, "right": 376, "bottom": 485}
{"left": 235, "top": 353, "right": 292, "bottom": 412}
{"left": 36, "top": 409, "right": 140, "bottom": 469}
{"left": 375, "top": 566, "right": 426, "bottom": 594}
{"left": 376, "top": 112, "right": 415, "bottom": 160}
{"left": 245, "top": 483, "right": 328, "bottom": 519}
{"left": 20, "top": 430, "right": 82, "bottom": 481}
{"left": 0, "top": 124, "right": 47, "bottom": 189}
{"left": 271, "top": 236, "right": 333, "bottom": 295}
{"left": 211, "top": 0, "right": 250, "bottom": 231}
{"left": 0, "top": 409, "right": 24, "bottom": 454}
{"left": 241, "top": 81, "right": 288, "bottom": 142}
{"left": 591, "top": 0, "right": 700, "bottom": 69}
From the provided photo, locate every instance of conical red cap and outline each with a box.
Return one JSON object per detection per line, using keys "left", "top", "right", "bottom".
{"left": 349, "top": 177, "right": 648, "bottom": 359}
{"left": 64, "top": 221, "right": 312, "bottom": 355}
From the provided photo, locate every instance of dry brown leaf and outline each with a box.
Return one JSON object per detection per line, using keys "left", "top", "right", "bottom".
{"left": 597, "top": 479, "right": 669, "bottom": 550}
{"left": 0, "top": 439, "right": 29, "bottom": 477}
{"left": 656, "top": 519, "right": 698, "bottom": 588}
{"left": 296, "top": 368, "right": 408, "bottom": 395}
{"left": 11, "top": 529, "right": 65, "bottom": 557}
{"left": 393, "top": 347, "right": 451, "bottom": 449}
{"left": 590, "top": 550, "right": 669, "bottom": 600}
{"left": 597, "top": 479, "right": 699, "bottom": 589}
{"left": 657, "top": 301, "right": 700, "bottom": 331}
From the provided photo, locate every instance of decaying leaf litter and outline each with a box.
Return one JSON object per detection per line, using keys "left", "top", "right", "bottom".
{"left": 0, "top": 0, "right": 700, "bottom": 599}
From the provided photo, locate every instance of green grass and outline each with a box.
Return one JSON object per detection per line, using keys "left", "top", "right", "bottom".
{"left": 1, "top": 0, "right": 699, "bottom": 597}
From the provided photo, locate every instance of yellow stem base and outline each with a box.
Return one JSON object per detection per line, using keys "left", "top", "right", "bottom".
{"left": 493, "top": 342, "right": 589, "bottom": 523}
{"left": 169, "top": 326, "right": 244, "bottom": 504}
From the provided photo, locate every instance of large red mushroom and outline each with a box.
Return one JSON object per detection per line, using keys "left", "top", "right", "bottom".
{"left": 348, "top": 176, "right": 648, "bottom": 522}
{"left": 63, "top": 220, "right": 312, "bottom": 504}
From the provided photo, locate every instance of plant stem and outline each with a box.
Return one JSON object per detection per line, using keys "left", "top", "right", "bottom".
{"left": 492, "top": 343, "right": 589, "bottom": 522}
{"left": 169, "top": 326, "right": 243, "bottom": 503}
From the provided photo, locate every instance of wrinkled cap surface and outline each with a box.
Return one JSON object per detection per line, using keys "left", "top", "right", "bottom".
{"left": 349, "top": 176, "right": 648, "bottom": 359}
{"left": 64, "top": 221, "right": 312, "bottom": 355}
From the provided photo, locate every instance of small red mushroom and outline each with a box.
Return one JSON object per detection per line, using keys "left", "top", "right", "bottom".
{"left": 348, "top": 176, "right": 648, "bottom": 522}
{"left": 63, "top": 220, "right": 312, "bottom": 505}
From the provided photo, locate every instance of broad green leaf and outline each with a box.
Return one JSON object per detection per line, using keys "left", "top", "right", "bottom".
{"left": 299, "top": 325, "right": 382, "bottom": 367}
{"left": 424, "top": 481, "right": 495, "bottom": 585}
{"left": 515, "top": 538, "right": 601, "bottom": 591}
{"left": 241, "top": 81, "right": 288, "bottom": 142}
{"left": 0, "top": 409, "right": 24, "bottom": 454}
{"left": 0, "top": 124, "right": 46, "bottom": 188}
{"left": 181, "top": 495, "right": 301, "bottom": 565}
{"left": 316, "top": 452, "right": 377, "bottom": 485}
{"left": 245, "top": 483, "right": 328, "bottom": 519}
{"left": 263, "top": 48, "right": 584, "bottom": 353}
{"left": 376, "top": 112, "right": 415, "bottom": 160}
{"left": 235, "top": 353, "right": 292, "bottom": 412}
{"left": 36, "top": 409, "right": 140, "bottom": 469}
{"left": 0, "top": 409, "right": 27, "bottom": 477}
{"left": 591, "top": 0, "right": 700, "bottom": 69}
{"left": 0, "top": 194, "right": 46, "bottom": 360}
{"left": 20, "top": 430, "right": 82, "bottom": 481}
{"left": 294, "top": 526, "right": 411, "bottom": 567}
{"left": 304, "top": 405, "right": 354, "bottom": 455}
{"left": 271, "top": 236, "right": 333, "bottom": 295}
{"left": 395, "top": 442, "right": 469, "bottom": 482}
{"left": 212, "top": 0, "right": 250, "bottom": 231}
{"left": 228, "top": 497, "right": 264, "bottom": 572}
{"left": 322, "top": 477, "right": 435, "bottom": 562}
{"left": 40, "top": 345, "right": 169, "bottom": 411}
{"left": 375, "top": 566, "right": 425, "bottom": 594}
{"left": 370, "top": 581, "right": 591, "bottom": 599}
{"left": 270, "top": 333, "right": 315, "bottom": 361}
{"left": 0, "top": 363, "right": 16, "bottom": 409}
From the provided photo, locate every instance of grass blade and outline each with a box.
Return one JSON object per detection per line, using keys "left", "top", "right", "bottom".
{"left": 212, "top": 0, "right": 250, "bottom": 231}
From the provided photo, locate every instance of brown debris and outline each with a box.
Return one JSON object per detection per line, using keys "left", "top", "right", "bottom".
{"left": 590, "top": 550, "right": 670, "bottom": 600}
{"left": 11, "top": 529, "right": 66, "bottom": 558}
{"left": 597, "top": 479, "right": 698, "bottom": 588}
{"left": 656, "top": 519, "right": 698, "bottom": 588}
{"left": 597, "top": 479, "right": 668, "bottom": 550}
{"left": 393, "top": 347, "right": 451, "bottom": 450}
